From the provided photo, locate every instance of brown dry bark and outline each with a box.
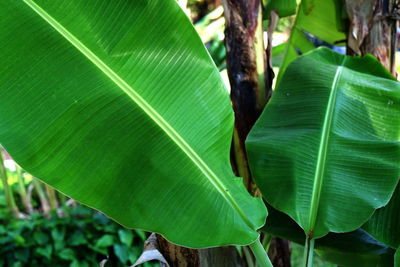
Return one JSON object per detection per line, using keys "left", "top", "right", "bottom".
{"left": 222, "top": 0, "right": 272, "bottom": 195}
{"left": 346, "top": 0, "right": 398, "bottom": 75}
{"left": 157, "top": 235, "right": 244, "bottom": 267}
{"left": 157, "top": 235, "right": 200, "bottom": 266}
{"left": 268, "top": 237, "right": 292, "bottom": 267}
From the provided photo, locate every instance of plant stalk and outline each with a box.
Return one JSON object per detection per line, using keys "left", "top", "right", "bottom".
{"left": 32, "top": 177, "right": 51, "bottom": 216}
{"left": 261, "top": 233, "right": 272, "bottom": 252}
{"left": 303, "top": 237, "right": 315, "bottom": 267}
{"left": 0, "top": 151, "right": 19, "bottom": 218}
{"left": 275, "top": 0, "right": 301, "bottom": 86}
{"left": 45, "top": 184, "right": 59, "bottom": 211}
{"left": 58, "top": 191, "right": 67, "bottom": 205}
{"left": 243, "top": 246, "right": 256, "bottom": 267}
{"left": 249, "top": 238, "right": 273, "bottom": 267}
{"left": 16, "top": 166, "right": 32, "bottom": 214}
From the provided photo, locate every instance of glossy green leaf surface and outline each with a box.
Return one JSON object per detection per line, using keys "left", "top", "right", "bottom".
{"left": 0, "top": 0, "right": 267, "bottom": 248}
{"left": 247, "top": 47, "right": 400, "bottom": 239}
{"left": 363, "top": 183, "right": 400, "bottom": 248}
{"left": 396, "top": 248, "right": 399, "bottom": 267}
{"left": 263, "top": 204, "right": 395, "bottom": 267}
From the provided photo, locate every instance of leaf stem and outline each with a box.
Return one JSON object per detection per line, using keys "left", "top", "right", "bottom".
{"left": 303, "top": 237, "right": 315, "bottom": 267}
{"left": 261, "top": 233, "right": 272, "bottom": 252}
{"left": 249, "top": 238, "right": 273, "bottom": 267}
{"left": 275, "top": 0, "right": 302, "bottom": 86}
{"left": 243, "top": 246, "right": 256, "bottom": 267}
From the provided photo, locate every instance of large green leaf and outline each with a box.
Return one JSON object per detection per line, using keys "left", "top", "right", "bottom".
{"left": 363, "top": 183, "right": 400, "bottom": 248}
{"left": 247, "top": 47, "right": 400, "bottom": 240}
{"left": 396, "top": 248, "right": 400, "bottom": 267}
{"left": 263, "top": 204, "right": 396, "bottom": 267}
{"left": 0, "top": 0, "right": 266, "bottom": 247}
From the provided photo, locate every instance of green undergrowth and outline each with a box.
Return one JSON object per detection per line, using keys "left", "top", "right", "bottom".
{"left": 0, "top": 198, "right": 154, "bottom": 267}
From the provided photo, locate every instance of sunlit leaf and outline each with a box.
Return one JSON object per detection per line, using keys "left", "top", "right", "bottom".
{"left": 0, "top": 0, "right": 266, "bottom": 248}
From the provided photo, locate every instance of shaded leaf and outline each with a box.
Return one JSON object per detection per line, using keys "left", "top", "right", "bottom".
{"left": 263, "top": 204, "right": 396, "bottom": 266}
{"left": 118, "top": 229, "right": 133, "bottom": 247}
{"left": 51, "top": 227, "right": 65, "bottom": 242}
{"left": 59, "top": 248, "right": 76, "bottom": 261}
{"left": 114, "top": 244, "right": 129, "bottom": 264}
{"left": 33, "top": 231, "right": 49, "bottom": 245}
{"left": 363, "top": 183, "right": 400, "bottom": 248}
{"left": 68, "top": 231, "right": 87, "bottom": 246}
{"left": 316, "top": 247, "right": 394, "bottom": 267}
{"left": 95, "top": 235, "right": 115, "bottom": 248}
{"left": 88, "top": 244, "right": 108, "bottom": 256}
{"left": 134, "top": 230, "right": 147, "bottom": 241}
{"left": 70, "top": 260, "right": 89, "bottom": 267}
{"left": 14, "top": 248, "right": 30, "bottom": 263}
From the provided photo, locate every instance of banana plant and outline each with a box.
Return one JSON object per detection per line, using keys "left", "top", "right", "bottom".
{"left": 1, "top": 0, "right": 400, "bottom": 266}
{"left": 0, "top": 0, "right": 271, "bottom": 264}
{"left": 247, "top": 47, "right": 400, "bottom": 265}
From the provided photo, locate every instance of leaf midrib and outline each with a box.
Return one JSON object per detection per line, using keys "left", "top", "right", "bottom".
{"left": 307, "top": 57, "right": 347, "bottom": 236}
{"left": 22, "top": 0, "right": 254, "bottom": 228}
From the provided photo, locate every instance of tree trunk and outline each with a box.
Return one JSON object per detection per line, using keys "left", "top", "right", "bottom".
{"left": 157, "top": 235, "right": 200, "bottom": 266}
{"left": 346, "top": 0, "right": 398, "bottom": 75}
{"left": 222, "top": 0, "right": 271, "bottom": 195}
{"left": 222, "top": 1, "right": 291, "bottom": 266}
{"left": 157, "top": 235, "right": 244, "bottom": 267}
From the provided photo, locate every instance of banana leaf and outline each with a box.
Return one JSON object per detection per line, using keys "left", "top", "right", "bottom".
{"left": 363, "top": 183, "right": 400, "bottom": 248}
{"left": 263, "top": 204, "right": 395, "bottom": 267}
{"left": 0, "top": 0, "right": 266, "bottom": 248}
{"left": 247, "top": 47, "right": 400, "bottom": 240}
